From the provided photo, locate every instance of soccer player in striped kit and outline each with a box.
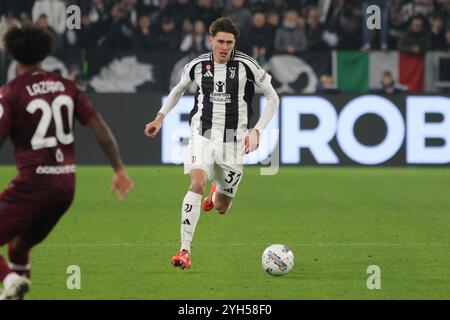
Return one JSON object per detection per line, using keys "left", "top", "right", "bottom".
{"left": 145, "top": 17, "right": 279, "bottom": 269}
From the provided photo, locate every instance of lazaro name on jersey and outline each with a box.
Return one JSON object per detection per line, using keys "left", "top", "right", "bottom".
{"left": 26, "top": 80, "right": 65, "bottom": 96}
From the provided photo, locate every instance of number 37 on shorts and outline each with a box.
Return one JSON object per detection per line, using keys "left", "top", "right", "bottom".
{"left": 183, "top": 137, "right": 244, "bottom": 198}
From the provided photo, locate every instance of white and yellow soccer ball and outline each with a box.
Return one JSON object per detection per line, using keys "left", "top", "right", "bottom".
{"left": 261, "top": 244, "right": 294, "bottom": 276}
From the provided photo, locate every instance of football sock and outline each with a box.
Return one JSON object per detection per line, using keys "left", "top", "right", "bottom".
{"left": 0, "top": 255, "right": 11, "bottom": 283}
{"left": 8, "top": 243, "right": 31, "bottom": 278}
{"left": 211, "top": 191, "right": 217, "bottom": 205}
{"left": 180, "top": 191, "right": 202, "bottom": 252}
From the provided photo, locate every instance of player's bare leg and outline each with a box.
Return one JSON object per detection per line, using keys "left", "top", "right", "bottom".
{"left": 172, "top": 169, "right": 206, "bottom": 269}
{"left": 214, "top": 192, "right": 233, "bottom": 214}
{"left": 203, "top": 182, "right": 234, "bottom": 214}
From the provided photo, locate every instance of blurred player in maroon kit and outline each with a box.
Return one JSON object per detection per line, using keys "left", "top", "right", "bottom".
{"left": 0, "top": 26, "right": 134, "bottom": 299}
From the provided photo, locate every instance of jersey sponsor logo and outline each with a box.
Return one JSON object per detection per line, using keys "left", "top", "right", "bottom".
{"left": 209, "top": 92, "right": 231, "bottom": 104}
{"left": 182, "top": 219, "right": 191, "bottom": 225}
{"left": 229, "top": 67, "right": 236, "bottom": 79}
{"left": 215, "top": 81, "right": 225, "bottom": 93}
{"left": 35, "top": 164, "right": 76, "bottom": 175}
{"left": 260, "top": 72, "right": 267, "bottom": 83}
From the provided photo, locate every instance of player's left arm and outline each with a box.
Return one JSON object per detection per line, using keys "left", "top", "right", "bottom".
{"left": 85, "top": 114, "right": 134, "bottom": 200}
{"left": 73, "top": 87, "right": 133, "bottom": 199}
{"left": 244, "top": 70, "right": 280, "bottom": 154}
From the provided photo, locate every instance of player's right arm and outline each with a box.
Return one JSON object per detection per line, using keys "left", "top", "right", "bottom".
{"left": 0, "top": 95, "right": 12, "bottom": 151}
{"left": 144, "top": 62, "right": 194, "bottom": 138}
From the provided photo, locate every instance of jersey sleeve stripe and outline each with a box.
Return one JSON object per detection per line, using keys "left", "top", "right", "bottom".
{"left": 234, "top": 53, "right": 260, "bottom": 70}
{"left": 235, "top": 51, "right": 259, "bottom": 65}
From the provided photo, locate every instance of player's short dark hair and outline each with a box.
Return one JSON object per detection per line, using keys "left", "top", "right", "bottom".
{"left": 209, "top": 17, "right": 240, "bottom": 39}
{"left": 3, "top": 25, "right": 53, "bottom": 65}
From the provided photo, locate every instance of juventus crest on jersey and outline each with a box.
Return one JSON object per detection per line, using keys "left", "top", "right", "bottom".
{"left": 180, "top": 50, "right": 273, "bottom": 143}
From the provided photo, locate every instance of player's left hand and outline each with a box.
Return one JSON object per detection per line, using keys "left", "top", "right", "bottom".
{"left": 243, "top": 129, "right": 260, "bottom": 154}
{"left": 111, "top": 169, "right": 134, "bottom": 200}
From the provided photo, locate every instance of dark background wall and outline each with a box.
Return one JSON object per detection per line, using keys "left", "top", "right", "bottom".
{"left": 0, "top": 94, "right": 166, "bottom": 165}
{"left": 1, "top": 93, "right": 449, "bottom": 166}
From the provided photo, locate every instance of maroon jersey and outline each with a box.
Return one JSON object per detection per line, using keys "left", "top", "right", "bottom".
{"left": 0, "top": 69, "right": 97, "bottom": 202}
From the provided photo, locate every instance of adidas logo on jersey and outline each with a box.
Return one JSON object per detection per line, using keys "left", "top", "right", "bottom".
{"left": 204, "top": 64, "right": 213, "bottom": 77}
{"left": 182, "top": 219, "right": 191, "bottom": 225}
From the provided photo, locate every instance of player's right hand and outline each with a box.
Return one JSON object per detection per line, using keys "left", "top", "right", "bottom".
{"left": 144, "top": 120, "right": 161, "bottom": 138}
{"left": 111, "top": 169, "right": 134, "bottom": 200}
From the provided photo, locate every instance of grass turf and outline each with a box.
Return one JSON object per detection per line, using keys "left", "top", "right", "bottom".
{"left": 0, "top": 166, "right": 449, "bottom": 299}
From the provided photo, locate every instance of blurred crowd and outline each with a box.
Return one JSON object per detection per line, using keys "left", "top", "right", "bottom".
{"left": 1, "top": 0, "right": 450, "bottom": 93}
{"left": 1, "top": 0, "right": 450, "bottom": 57}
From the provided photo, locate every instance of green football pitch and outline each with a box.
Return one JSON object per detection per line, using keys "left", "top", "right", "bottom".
{"left": 0, "top": 166, "right": 449, "bottom": 300}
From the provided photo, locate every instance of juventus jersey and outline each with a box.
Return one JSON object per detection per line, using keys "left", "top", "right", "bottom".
{"left": 174, "top": 50, "right": 273, "bottom": 143}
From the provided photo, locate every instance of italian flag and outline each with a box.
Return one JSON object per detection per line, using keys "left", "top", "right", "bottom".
{"left": 332, "top": 51, "right": 425, "bottom": 92}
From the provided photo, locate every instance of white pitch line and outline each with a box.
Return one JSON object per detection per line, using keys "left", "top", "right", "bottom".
{"left": 40, "top": 243, "right": 450, "bottom": 247}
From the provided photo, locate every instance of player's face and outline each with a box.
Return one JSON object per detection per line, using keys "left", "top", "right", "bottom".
{"left": 210, "top": 32, "right": 236, "bottom": 64}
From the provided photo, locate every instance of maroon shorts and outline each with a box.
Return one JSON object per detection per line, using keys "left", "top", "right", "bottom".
{"left": 0, "top": 179, "right": 74, "bottom": 246}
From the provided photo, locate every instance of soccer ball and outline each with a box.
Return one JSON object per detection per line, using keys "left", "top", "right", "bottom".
{"left": 261, "top": 244, "right": 294, "bottom": 276}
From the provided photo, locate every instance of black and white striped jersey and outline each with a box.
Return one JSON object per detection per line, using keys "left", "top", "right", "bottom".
{"left": 175, "top": 50, "right": 273, "bottom": 142}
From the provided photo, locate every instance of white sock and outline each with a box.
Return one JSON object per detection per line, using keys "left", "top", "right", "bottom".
{"left": 211, "top": 191, "right": 217, "bottom": 205}
{"left": 180, "top": 191, "right": 202, "bottom": 252}
{"left": 8, "top": 262, "right": 31, "bottom": 272}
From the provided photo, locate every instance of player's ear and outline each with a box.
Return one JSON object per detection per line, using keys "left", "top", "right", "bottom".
{"left": 208, "top": 35, "right": 213, "bottom": 45}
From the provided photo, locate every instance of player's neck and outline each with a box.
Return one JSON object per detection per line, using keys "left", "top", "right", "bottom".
{"left": 213, "top": 57, "right": 229, "bottom": 64}
{"left": 17, "top": 63, "right": 42, "bottom": 76}
{"left": 212, "top": 51, "right": 233, "bottom": 64}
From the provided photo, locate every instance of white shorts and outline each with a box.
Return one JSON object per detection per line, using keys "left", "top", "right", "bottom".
{"left": 184, "top": 135, "right": 244, "bottom": 198}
